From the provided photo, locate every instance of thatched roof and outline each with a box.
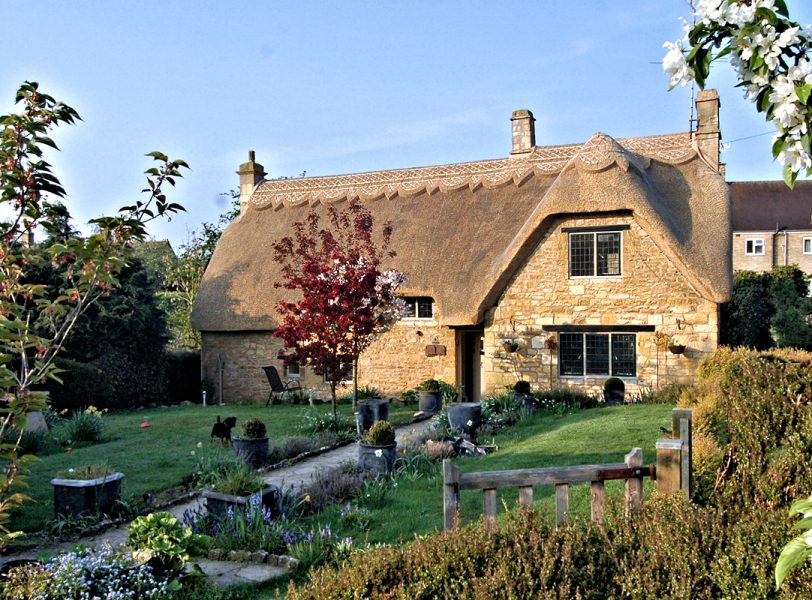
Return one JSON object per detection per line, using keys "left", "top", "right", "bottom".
{"left": 192, "top": 131, "right": 731, "bottom": 331}
{"left": 730, "top": 180, "right": 812, "bottom": 231}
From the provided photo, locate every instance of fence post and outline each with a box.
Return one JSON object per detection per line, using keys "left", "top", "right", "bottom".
{"left": 672, "top": 408, "right": 692, "bottom": 499}
{"left": 655, "top": 438, "right": 683, "bottom": 495}
{"left": 443, "top": 460, "right": 460, "bottom": 531}
{"left": 624, "top": 447, "right": 643, "bottom": 515}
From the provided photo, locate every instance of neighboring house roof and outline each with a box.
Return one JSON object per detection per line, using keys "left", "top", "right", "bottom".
{"left": 192, "top": 131, "right": 731, "bottom": 332}
{"left": 729, "top": 180, "right": 812, "bottom": 231}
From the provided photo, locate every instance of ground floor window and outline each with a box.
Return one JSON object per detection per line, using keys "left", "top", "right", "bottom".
{"left": 285, "top": 359, "right": 301, "bottom": 379}
{"left": 322, "top": 360, "right": 353, "bottom": 384}
{"left": 559, "top": 332, "right": 636, "bottom": 377}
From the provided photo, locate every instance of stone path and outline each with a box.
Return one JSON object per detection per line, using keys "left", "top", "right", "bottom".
{"left": 0, "top": 417, "right": 436, "bottom": 584}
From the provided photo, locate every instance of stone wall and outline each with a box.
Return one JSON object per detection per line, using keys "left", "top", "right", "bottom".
{"left": 483, "top": 214, "right": 719, "bottom": 396}
{"left": 201, "top": 314, "right": 457, "bottom": 404}
{"left": 732, "top": 230, "right": 812, "bottom": 277}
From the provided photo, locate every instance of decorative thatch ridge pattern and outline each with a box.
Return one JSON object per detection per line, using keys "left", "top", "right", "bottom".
{"left": 192, "top": 131, "right": 731, "bottom": 331}
{"left": 249, "top": 133, "right": 695, "bottom": 209}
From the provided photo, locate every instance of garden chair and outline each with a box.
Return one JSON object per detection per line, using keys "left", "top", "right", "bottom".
{"left": 263, "top": 365, "right": 302, "bottom": 406}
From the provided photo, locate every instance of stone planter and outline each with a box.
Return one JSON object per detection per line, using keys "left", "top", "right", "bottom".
{"left": 233, "top": 436, "right": 269, "bottom": 469}
{"left": 356, "top": 399, "right": 389, "bottom": 432}
{"left": 358, "top": 442, "right": 396, "bottom": 474}
{"left": 50, "top": 472, "right": 125, "bottom": 518}
{"left": 418, "top": 391, "right": 442, "bottom": 414}
{"left": 511, "top": 392, "right": 535, "bottom": 411}
{"left": 202, "top": 485, "right": 280, "bottom": 521}
{"left": 447, "top": 402, "right": 483, "bottom": 435}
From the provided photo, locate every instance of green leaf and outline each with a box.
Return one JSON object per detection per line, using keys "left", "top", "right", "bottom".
{"left": 776, "top": 537, "right": 811, "bottom": 589}
{"left": 773, "top": 138, "right": 785, "bottom": 159}
{"left": 774, "top": 0, "right": 789, "bottom": 17}
{"left": 784, "top": 164, "right": 798, "bottom": 189}
{"left": 797, "top": 84, "right": 812, "bottom": 106}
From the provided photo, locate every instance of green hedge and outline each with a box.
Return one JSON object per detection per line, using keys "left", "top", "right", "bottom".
{"left": 287, "top": 348, "right": 812, "bottom": 598}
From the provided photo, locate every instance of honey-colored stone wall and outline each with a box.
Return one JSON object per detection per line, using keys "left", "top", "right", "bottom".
{"left": 201, "top": 315, "right": 457, "bottom": 404}
{"left": 484, "top": 215, "right": 719, "bottom": 396}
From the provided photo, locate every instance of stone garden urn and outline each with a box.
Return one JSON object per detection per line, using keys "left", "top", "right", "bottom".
{"left": 447, "top": 402, "right": 483, "bottom": 436}
{"left": 357, "top": 442, "right": 397, "bottom": 475}
{"left": 356, "top": 398, "right": 389, "bottom": 432}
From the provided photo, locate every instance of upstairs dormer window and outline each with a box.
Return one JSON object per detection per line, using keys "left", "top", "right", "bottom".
{"left": 565, "top": 225, "right": 626, "bottom": 278}
{"left": 401, "top": 297, "right": 434, "bottom": 320}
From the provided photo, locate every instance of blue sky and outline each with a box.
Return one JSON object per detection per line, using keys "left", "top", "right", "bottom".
{"left": 2, "top": 1, "right": 811, "bottom": 247}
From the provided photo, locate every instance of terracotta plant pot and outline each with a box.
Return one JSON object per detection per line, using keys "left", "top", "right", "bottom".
{"left": 232, "top": 436, "right": 269, "bottom": 469}
{"left": 358, "top": 442, "right": 397, "bottom": 474}
{"left": 51, "top": 472, "right": 125, "bottom": 518}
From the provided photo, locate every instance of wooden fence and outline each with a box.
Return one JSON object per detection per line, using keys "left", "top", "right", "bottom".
{"left": 442, "top": 407, "right": 692, "bottom": 530}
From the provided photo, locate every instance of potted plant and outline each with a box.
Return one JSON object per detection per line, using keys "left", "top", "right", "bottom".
{"left": 50, "top": 464, "right": 125, "bottom": 518}
{"left": 358, "top": 420, "right": 396, "bottom": 474}
{"left": 512, "top": 380, "right": 535, "bottom": 410}
{"left": 232, "top": 417, "right": 269, "bottom": 469}
{"left": 447, "top": 402, "right": 483, "bottom": 436}
{"left": 603, "top": 377, "right": 626, "bottom": 405}
{"left": 503, "top": 339, "right": 520, "bottom": 353}
{"left": 417, "top": 378, "right": 443, "bottom": 414}
{"left": 668, "top": 337, "right": 686, "bottom": 355}
{"left": 201, "top": 461, "right": 279, "bottom": 520}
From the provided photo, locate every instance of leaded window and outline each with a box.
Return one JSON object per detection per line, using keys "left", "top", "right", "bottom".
{"left": 569, "top": 232, "right": 621, "bottom": 277}
{"left": 558, "top": 332, "right": 636, "bottom": 377}
{"left": 401, "top": 297, "right": 434, "bottom": 319}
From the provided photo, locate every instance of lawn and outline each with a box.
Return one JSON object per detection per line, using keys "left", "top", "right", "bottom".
{"left": 11, "top": 402, "right": 416, "bottom": 535}
{"left": 308, "top": 403, "right": 673, "bottom": 546}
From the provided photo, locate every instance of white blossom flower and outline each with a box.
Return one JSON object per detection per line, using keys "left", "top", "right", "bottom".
{"left": 374, "top": 449, "right": 383, "bottom": 457}
{"left": 662, "top": 39, "right": 695, "bottom": 88}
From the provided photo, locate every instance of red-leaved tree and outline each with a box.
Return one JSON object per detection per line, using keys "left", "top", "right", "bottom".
{"left": 272, "top": 200, "right": 405, "bottom": 416}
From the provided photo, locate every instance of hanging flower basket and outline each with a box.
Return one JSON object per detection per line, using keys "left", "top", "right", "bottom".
{"left": 503, "top": 341, "right": 519, "bottom": 353}
{"left": 668, "top": 344, "right": 686, "bottom": 355}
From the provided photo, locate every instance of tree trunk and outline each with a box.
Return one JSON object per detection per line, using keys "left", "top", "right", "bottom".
{"left": 330, "top": 380, "right": 337, "bottom": 418}
{"left": 352, "top": 357, "right": 359, "bottom": 411}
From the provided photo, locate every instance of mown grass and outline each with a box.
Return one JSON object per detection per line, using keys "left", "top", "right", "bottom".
{"left": 310, "top": 404, "right": 672, "bottom": 544}
{"left": 11, "top": 402, "right": 416, "bottom": 535}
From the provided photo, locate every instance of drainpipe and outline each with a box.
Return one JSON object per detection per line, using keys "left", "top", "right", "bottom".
{"left": 217, "top": 354, "right": 225, "bottom": 405}
{"left": 783, "top": 229, "right": 789, "bottom": 266}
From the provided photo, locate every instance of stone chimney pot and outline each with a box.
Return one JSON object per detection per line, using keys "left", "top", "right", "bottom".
{"left": 237, "top": 151, "right": 267, "bottom": 213}
{"left": 510, "top": 109, "right": 536, "bottom": 155}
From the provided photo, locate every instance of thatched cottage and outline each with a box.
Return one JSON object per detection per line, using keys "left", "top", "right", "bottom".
{"left": 192, "top": 90, "right": 731, "bottom": 403}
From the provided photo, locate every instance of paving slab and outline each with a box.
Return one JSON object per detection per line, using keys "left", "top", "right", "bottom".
{"left": 196, "top": 559, "right": 288, "bottom": 586}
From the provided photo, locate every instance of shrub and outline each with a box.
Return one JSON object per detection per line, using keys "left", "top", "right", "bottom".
{"left": 417, "top": 378, "right": 441, "bottom": 392}
{"left": 367, "top": 421, "right": 395, "bottom": 446}
{"left": 240, "top": 417, "right": 267, "bottom": 439}
{"left": 603, "top": 377, "right": 624, "bottom": 393}
{"left": 300, "top": 464, "right": 366, "bottom": 513}
{"left": 211, "top": 462, "right": 264, "bottom": 496}
{"left": 0, "top": 427, "right": 56, "bottom": 455}
{"left": 51, "top": 407, "right": 105, "bottom": 445}
{"left": 128, "top": 511, "right": 207, "bottom": 576}
{"left": 42, "top": 358, "right": 114, "bottom": 412}
{"left": 642, "top": 382, "right": 689, "bottom": 405}
{"left": 691, "top": 431, "right": 724, "bottom": 503}
{"left": 513, "top": 380, "right": 531, "bottom": 395}
{"left": 191, "top": 447, "right": 262, "bottom": 496}
{"left": 534, "top": 388, "right": 597, "bottom": 410}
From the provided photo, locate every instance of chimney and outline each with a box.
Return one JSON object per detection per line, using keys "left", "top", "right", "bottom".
{"left": 236, "top": 150, "right": 267, "bottom": 213}
{"left": 510, "top": 109, "right": 536, "bottom": 155}
{"left": 695, "top": 90, "right": 721, "bottom": 173}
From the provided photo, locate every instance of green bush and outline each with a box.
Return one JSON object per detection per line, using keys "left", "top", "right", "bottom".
{"left": 641, "top": 382, "right": 689, "bottom": 405}
{"left": 300, "top": 410, "right": 354, "bottom": 435}
{"left": 417, "top": 378, "right": 441, "bottom": 392}
{"left": 240, "top": 417, "right": 267, "bottom": 439}
{"left": 603, "top": 377, "right": 625, "bottom": 393}
{"left": 367, "top": 421, "right": 395, "bottom": 446}
{"left": 42, "top": 358, "right": 114, "bottom": 412}
{"left": 52, "top": 408, "right": 105, "bottom": 445}
{"left": 128, "top": 511, "right": 207, "bottom": 576}
{"left": 534, "top": 388, "right": 597, "bottom": 409}
{"left": 513, "top": 380, "right": 531, "bottom": 394}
